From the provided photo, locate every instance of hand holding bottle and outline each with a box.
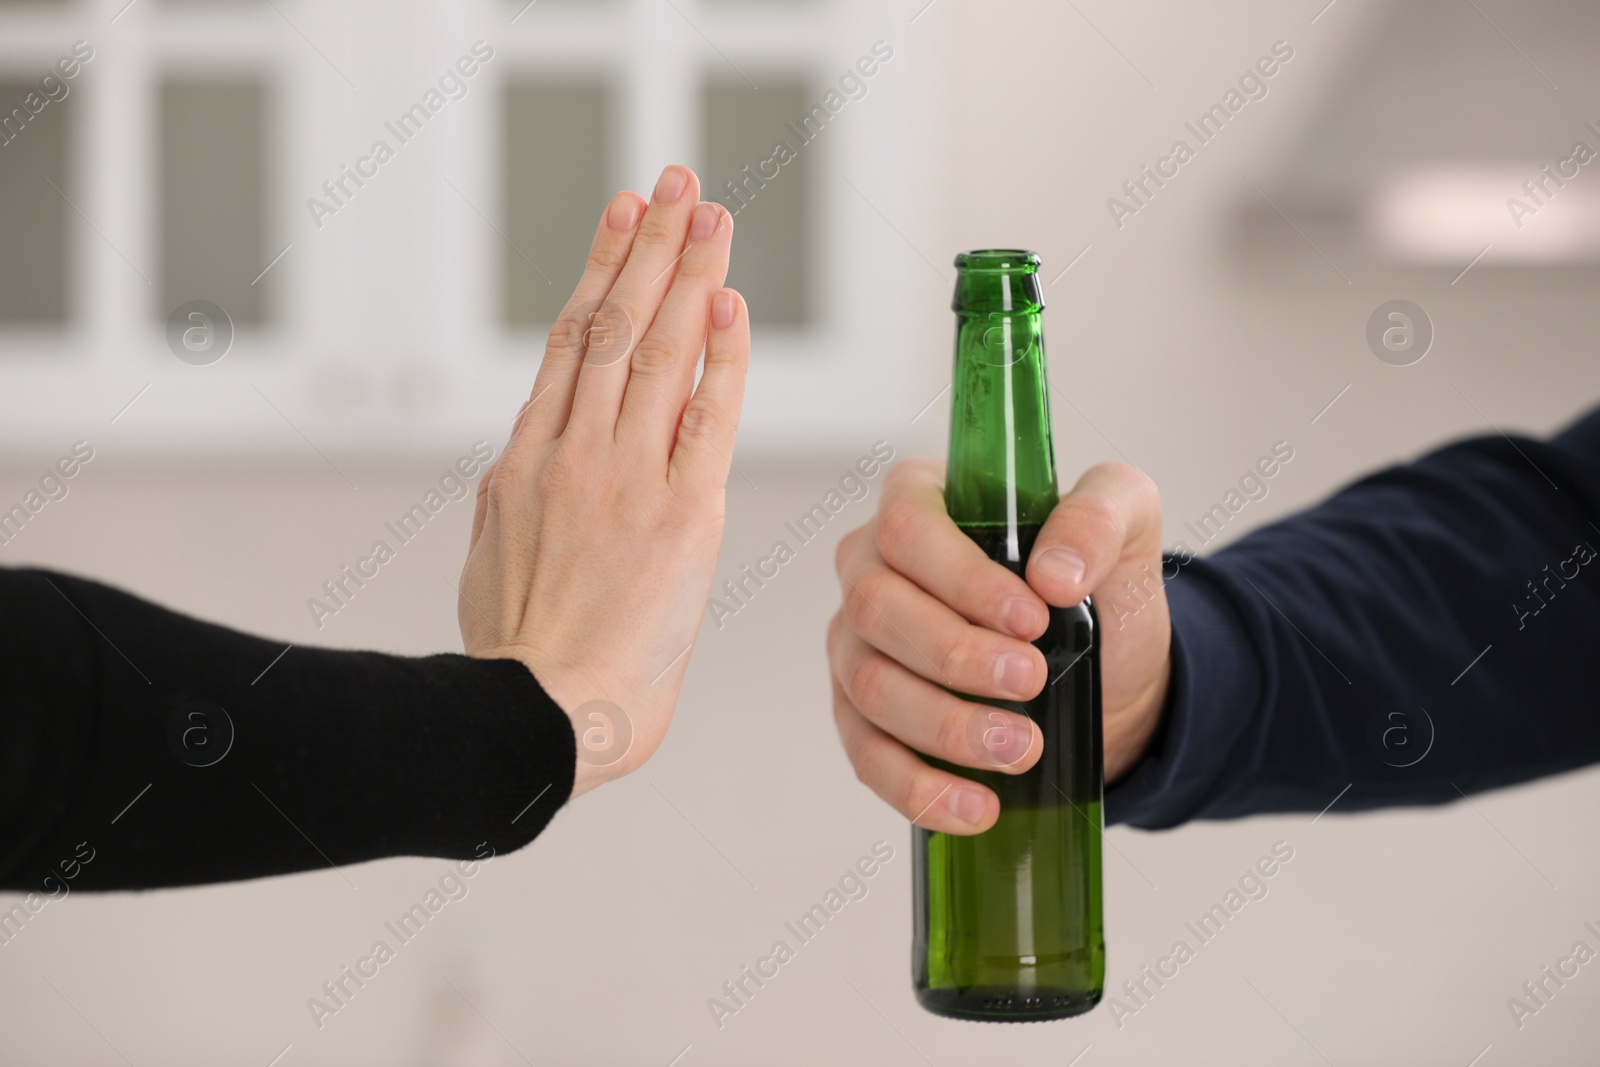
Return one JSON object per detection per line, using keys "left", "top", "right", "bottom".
{"left": 827, "top": 459, "right": 1172, "bottom": 834}
{"left": 458, "top": 166, "right": 748, "bottom": 799}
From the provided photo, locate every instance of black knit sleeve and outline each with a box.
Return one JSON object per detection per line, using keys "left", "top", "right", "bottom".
{"left": 0, "top": 567, "right": 575, "bottom": 892}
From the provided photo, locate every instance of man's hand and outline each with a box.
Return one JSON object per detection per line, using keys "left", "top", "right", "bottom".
{"left": 459, "top": 165, "right": 749, "bottom": 799}
{"left": 827, "top": 459, "right": 1172, "bottom": 834}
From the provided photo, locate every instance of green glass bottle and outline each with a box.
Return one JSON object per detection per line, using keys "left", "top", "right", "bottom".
{"left": 913, "top": 249, "right": 1105, "bottom": 1022}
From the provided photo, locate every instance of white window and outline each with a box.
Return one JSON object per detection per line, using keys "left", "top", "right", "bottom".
{"left": 0, "top": 0, "right": 937, "bottom": 459}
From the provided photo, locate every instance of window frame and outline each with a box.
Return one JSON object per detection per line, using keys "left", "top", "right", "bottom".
{"left": 0, "top": 0, "right": 938, "bottom": 461}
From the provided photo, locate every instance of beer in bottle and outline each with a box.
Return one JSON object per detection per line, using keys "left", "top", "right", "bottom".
{"left": 912, "top": 249, "right": 1105, "bottom": 1021}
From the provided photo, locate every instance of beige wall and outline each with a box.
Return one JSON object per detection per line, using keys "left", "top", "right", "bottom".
{"left": 3, "top": 1, "right": 1599, "bottom": 1064}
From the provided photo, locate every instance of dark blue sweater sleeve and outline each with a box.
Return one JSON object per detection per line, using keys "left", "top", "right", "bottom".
{"left": 1106, "top": 405, "right": 1600, "bottom": 828}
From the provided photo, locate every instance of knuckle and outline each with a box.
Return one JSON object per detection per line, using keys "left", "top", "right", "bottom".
{"left": 1087, "top": 460, "right": 1132, "bottom": 482}
{"left": 531, "top": 449, "right": 580, "bottom": 500}
{"left": 849, "top": 569, "right": 894, "bottom": 620}
{"left": 545, "top": 317, "right": 582, "bottom": 361}
{"left": 631, "top": 335, "right": 679, "bottom": 375}
{"left": 903, "top": 775, "right": 942, "bottom": 824}
{"left": 875, "top": 497, "right": 925, "bottom": 559}
{"left": 883, "top": 456, "right": 933, "bottom": 495}
{"left": 475, "top": 462, "right": 501, "bottom": 504}
{"left": 978, "top": 566, "right": 1021, "bottom": 609}
{"left": 934, "top": 636, "right": 975, "bottom": 684}
{"left": 703, "top": 338, "right": 737, "bottom": 367}
{"left": 680, "top": 397, "right": 720, "bottom": 436}
{"left": 1066, "top": 492, "right": 1122, "bottom": 547}
{"left": 586, "top": 243, "right": 626, "bottom": 273}
{"left": 852, "top": 733, "right": 891, "bottom": 790}
{"left": 842, "top": 582, "right": 879, "bottom": 633}
{"left": 1098, "top": 461, "right": 1161, "bottom": 514}
{"left": 636, "top": 212, "right": 678, "bottom": 246}
{"left": 856, "top": 567, "right": 893, "bottom": 607}
{"left": 1081, "top": 461, "right": 1160, "bottom": 551}
{"left": 932, "top": 703, "right": 969, "bottom": 761}
{"left": 826, "top": 609, "right": 845, "bottom": 651}
{"left": 1127, "top": 466, "right": 1163, "bottom": 516}
{"left": 846, "top": 653, "right": 888, "bottom": 711}
{"left": 673, "top": 251, "right": 716, "bottom": 282}
{"left": 486, "top": 467, "right": 521, "bottom": 510}
{"left": 834, "top": 524, "right": 868, "bottom": 575}
{"left": 830, "top": 683, "right": 857, "bottom": 733}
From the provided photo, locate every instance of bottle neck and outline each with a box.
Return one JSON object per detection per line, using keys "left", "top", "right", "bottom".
{"left": 945, "top": 303, "right": 1059, "bottom": 560}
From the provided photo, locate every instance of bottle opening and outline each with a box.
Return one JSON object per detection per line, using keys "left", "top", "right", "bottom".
{"left": 952, "top": 250, "right": 1043, "bottom": 313}
{"left": 954, "top": 249, "right": 1040, "bottom": 273}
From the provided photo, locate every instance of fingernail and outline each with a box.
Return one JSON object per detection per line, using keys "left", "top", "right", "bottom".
{"left": 995, "top": 652, "right": 1034, "bottom": 696}
{"left": 654, "top": 165, "right": 688, "bottom": 203}
{"left": 607, "top": 194, "right": 641, "bottom": 231}
{"left": 1035, "top": 548, "right": 1086, "bottom": 588}
{"left": 972, "top": 711, "right": 1033, "bottom": 767}
{"left": 711, "top": 289, "right": 736, "bottom": 330}
{"left": 949, "top": 787, "right": 987, "bottom": 825}
{"left": 979, "top": 716, "right": 1030, "bottom": 767}
{"left": 999, "top": 595, "right": 1043, "bottom": 637}
{"left": 689, "top": 201, "right": 719, "bottom": 241}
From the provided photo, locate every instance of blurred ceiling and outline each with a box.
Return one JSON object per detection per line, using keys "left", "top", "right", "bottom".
{"left": 1237, "top": 0, "right": 1600, "bottom": 271}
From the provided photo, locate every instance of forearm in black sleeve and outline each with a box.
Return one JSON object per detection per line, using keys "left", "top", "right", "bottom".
{"left": 0, "top": 567, "right": 575, "bottom": 891}
{"left": 1107, "top": 405, "right": 1600, "bottom": 828}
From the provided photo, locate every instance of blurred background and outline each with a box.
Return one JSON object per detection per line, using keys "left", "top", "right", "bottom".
{"left": 3, "top": 0, "right": 1600, "bottom": 1063}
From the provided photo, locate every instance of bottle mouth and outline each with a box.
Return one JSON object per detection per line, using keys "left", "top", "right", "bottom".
{"left": 954, "top": 249, "right": 1040, "bottom": 272}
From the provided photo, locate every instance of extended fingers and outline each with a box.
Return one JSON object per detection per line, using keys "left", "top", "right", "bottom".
{"left": 566, "top": 165, "right": 703, "bottom": 437}
{"left": 617, "top": 201, "right": 734, "bottom": 452}
{"left": 669, "top": 289, "right": 749, "bottom": 493}
{"left": 832, "top": 678, "right": 998, "bottom": 834}
{"left": 514, "top": 190, "right": 647, "bottom": 448}
{"left": 1026, "top": 462, "right": 1163, "bottom": 607}
{"left": 875, "top": 459, "right": 1051, "bottom": 641}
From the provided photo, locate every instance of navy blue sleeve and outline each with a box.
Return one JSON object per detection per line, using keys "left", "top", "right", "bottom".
{"left": 1106, "top": 405, "right": 1600, "bottom": 828}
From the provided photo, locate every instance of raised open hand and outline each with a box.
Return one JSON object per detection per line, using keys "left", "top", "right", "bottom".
{"left": 459, "top": 165, "right": 748, "bottom": 798}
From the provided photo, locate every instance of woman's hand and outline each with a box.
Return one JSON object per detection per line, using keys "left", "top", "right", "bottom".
{"left": 458, "top": 165, "right": 748, "bottom": 798}
{"left": 827, "top": 460, "right": 1172, "bottom": 833}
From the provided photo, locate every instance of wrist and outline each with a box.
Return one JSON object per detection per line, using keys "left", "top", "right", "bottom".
{"left": 497, "top": 648, "right": 637, "bottom": 799}
{"left": 1106, "top": 656, "right": 1172, "bottom": 782}
{"left": 1103, "top": 559, "right": 1265, "bottom": 828}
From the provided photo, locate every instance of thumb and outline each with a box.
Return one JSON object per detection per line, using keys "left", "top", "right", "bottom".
{"left": 1025, "top": 462, "right": 1163, "bottom": 607}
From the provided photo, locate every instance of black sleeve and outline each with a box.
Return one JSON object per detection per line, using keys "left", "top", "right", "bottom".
{"left": 1106, "top": 404, "right": 1600, "bottom": 828}
{"left": 0, "top": 567, "right": 575, "bottom": 892}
